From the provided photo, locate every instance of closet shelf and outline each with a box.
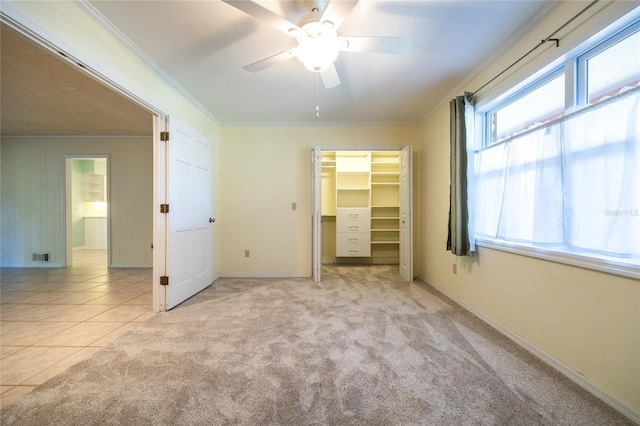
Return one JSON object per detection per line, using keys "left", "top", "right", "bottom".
{"left": 327, "top": 151, "right": 402, "bottom": 262}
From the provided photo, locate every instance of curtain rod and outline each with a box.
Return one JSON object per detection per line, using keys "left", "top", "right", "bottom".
{"left": 471, "top": 0, "right": 601, "bottom": 98}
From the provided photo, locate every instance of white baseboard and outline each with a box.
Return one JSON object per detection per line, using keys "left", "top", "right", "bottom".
{"left": 419, "top": 275, "right": 640, "bottom": 425}
{"left": 0, "top": 263, "right": 64, "bottom": 268}
{"left": 109, "top": 263, "right": 152, "bottom": 268}
{"left": 218, "top": 273, "right": 308, "bottom": 279}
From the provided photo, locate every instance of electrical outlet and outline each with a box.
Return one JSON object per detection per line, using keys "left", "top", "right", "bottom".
{"left": 291, "top": 202, "right": 297, "bottom": 211}
{"left": 452, "top": 263, "right": 457, "bottom": 274}
{"left": 244, "top": 250, "right": 250, "bottom": 258}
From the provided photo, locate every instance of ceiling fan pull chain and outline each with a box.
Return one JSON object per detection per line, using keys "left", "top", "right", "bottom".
{"left": 316, "top": 72, "right": 320, "bottom": 119}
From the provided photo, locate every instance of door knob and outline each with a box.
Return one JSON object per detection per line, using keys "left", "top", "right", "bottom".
{"left": 209, "top": 218, "right": 215, "bottom": 223}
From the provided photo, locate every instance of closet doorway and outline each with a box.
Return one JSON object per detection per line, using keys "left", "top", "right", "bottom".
{"left": 312, "top": 147, "right": 413, "bottom": 282}
{"left": 64, "top": 156, "right": 109, "bottom": 268}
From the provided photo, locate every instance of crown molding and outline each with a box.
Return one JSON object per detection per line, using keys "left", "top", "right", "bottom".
{"left": 72, "top": 0, "right": 220, "bottom": 126}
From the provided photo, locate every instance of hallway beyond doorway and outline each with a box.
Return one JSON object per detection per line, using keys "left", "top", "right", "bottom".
{"left": 72, "top": 249, "right": 107, "bottom": 269}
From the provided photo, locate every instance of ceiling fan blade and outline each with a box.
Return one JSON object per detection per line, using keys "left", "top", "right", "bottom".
{"left": 320, "top": 0, "right": 359, "bottom": 30}
{"left": 222, "top": 0, "right": 300, "bottom": 36}
{"left": 244, "top": 49, "right": 297, "bottom": 73}
{"left": 320, "top": 63, "right": 340, "bottom": 89}
{"left": 341, "top": 36, "right": 412, "bottom": 54}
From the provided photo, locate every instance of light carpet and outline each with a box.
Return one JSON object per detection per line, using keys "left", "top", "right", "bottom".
{"left": 1, "top": 265, "right": 632, "bottom": 425}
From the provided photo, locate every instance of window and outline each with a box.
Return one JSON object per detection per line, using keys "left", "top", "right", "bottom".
{"left": 474, "top": 17, "right": 640, "bottom": 278}
{"left": 582, "top": 28, "right": 640, "bottom": 104}
{"left": 488, "top": 72, "right": 565, "bottom": 144}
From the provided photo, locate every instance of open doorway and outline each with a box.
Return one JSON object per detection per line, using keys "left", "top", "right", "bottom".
{"left": 2, "top": 15, "right": 216, "bottom": 313}
{"left": 65, "top": 156, "right": 109, "bottom": 268}
{"left": 312, "top": 147, "right": 413, "bottom": 282}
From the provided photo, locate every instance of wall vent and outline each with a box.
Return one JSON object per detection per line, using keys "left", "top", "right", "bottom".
{"left": 32, "top": 253, "right": 50, "bottom": 262}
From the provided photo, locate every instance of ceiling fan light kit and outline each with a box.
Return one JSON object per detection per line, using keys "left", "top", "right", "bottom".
{"left": 293, "top": 21, "right": 344, "bottom": 72}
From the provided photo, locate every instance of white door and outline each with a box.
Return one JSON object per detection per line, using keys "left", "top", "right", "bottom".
{"left": 165, "top": 119, "right": 213, "bottom": 309}
{"left": 312, "top": 146, "right": 322, "bottom": 282}
{"left": 399, "top": 146, "right": 413, "bottom": 282}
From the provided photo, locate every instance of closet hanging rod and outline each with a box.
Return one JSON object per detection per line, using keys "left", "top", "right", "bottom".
{"left": 470, "top": 0, "right": 600, "bottom": 99}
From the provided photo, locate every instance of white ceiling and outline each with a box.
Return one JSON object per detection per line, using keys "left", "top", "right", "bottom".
{"left": 1, "top": 1, "right": 557, "bottom": 136}
{"left": 88, "top": 0, "right": 555, "bottom": 125}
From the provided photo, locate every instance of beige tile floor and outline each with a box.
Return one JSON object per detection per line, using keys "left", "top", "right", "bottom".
{"left": 0, "top": 250, "right": 154, "bottom": 409}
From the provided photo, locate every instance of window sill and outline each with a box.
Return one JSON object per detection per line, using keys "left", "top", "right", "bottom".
{"left": 475, "top": 238, "right": 640, "bottom": 280}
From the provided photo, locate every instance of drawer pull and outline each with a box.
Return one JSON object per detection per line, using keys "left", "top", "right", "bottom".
{"left": 349, "top": 250, "right": 359, "bottom": 254}
{"left": 349, "top": 238, "right": 359, "bottom": 244}
{"left": 349, "top": 214, "right": 359, "bottom": 218}
{"left": 349, "top": 225, "right": 358, "bottom": 231}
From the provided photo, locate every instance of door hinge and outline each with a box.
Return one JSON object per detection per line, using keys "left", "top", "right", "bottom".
{"left": 160, "top": 204, "right": 169, "bottom": 214}
{"left": 160, "top": 276, "right": 169, "bottom": 286}
{"left": 160, "top": 131, "right": 169, "bottom": 141}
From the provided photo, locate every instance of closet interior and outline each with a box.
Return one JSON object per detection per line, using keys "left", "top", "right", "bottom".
{"left": 321, "top": 150, "right": 401, "bottom": 265}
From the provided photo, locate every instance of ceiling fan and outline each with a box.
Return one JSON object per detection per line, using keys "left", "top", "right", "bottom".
{"left": 222, "top": 0, "right": 411, "bottom": 89}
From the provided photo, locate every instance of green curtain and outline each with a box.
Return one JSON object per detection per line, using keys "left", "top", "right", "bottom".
{"left": 447, "top": 92, "right": 475, "bottom": 256}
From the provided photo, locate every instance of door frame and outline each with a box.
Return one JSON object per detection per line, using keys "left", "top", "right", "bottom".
{"left": 154, "top": 116, "right": 168, "bottom": 312}
{"left": 312, "top": 146, "right": 321, "bottom": 281}
{"left": 399, "top": 146, "right": 413, "bottom": 282}
{"left": 311, "top": 145, "right": 414, "bottom": 282}
{"left": 63, "top": 155, "right": 110, "bottom": 267}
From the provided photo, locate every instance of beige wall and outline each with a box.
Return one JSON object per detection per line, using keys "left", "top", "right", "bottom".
{"left": 417, "top": 1, "right": 640, "bottom": 416}
{"left": 219, "top": 126, "right": 419, "bottom": 276}
{"left": 1, "top": 136, "right": 153, "bottom": 267}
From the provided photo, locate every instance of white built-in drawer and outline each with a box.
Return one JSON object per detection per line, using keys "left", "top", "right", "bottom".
{"left": 337, "top": 208, "right": 370, "bottom": 222}
{"left": 337, "top": 232, "right": 371, "bottom": 246}
{"left": 337, "top": 220, "right": 370, "bottom": 233}
{"left": 336, "top": 243, "right": 371, "bottom": 257}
